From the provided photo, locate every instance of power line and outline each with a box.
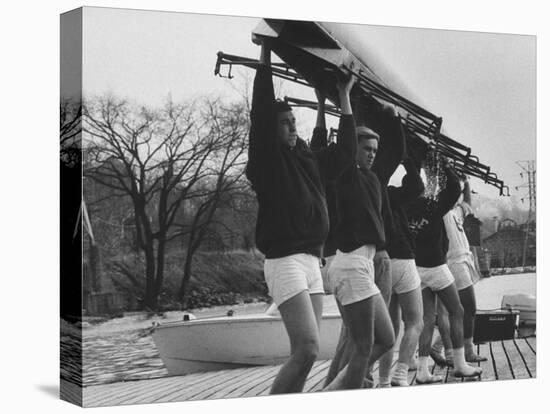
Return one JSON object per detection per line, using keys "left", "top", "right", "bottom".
{"left": 515, "top": 160, "right": 536, "bottom": 267}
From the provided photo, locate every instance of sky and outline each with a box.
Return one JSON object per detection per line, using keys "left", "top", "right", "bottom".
{"left": 71, "top": 6, "right": 536, "bottom": 201}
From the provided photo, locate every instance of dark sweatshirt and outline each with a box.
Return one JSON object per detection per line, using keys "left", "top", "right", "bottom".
{"left": 311, "top": 115, "right": 404, "bottom": 257}
{"left": 334, "top": 158, "right": 385, "bottom": 253}
{"left": 246, "top": 66, "right": 355, "bottom": 259}
{"left": 387, "top": 158, "right": 425, "bottom": 259}
{"left": 309, "top": 127, "right": 339, "bottom": 258}
{"left": 405, "top": 166, "right": 461, "bottom": 267}
{"left": 371, "top": 115, "right": 406, "bottom": 251}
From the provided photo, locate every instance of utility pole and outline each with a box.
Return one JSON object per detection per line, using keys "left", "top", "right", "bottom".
{"left": 515, "top": 160, "right": 536, "bottom": 267}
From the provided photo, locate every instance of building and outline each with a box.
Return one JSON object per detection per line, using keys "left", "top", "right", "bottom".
{"left": 482, "top": 218, "right": 536, "bottom": 268}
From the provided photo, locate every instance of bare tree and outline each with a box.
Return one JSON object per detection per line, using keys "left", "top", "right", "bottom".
{"left": 60, "top": 99, "right": 82, "bottom": 167}
{"left": 83, "top": 96, "right": 249, "bottom": 310}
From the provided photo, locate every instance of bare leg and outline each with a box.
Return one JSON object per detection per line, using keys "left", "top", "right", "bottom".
{"left": 324, "top": 300, "right": 351, "bottom": 386}
{"left": 396, "top": 287, "right": 423, "bottom": 364}
{"left": 389, "top": 287, "right": 423, "bottom": 386}
{"left": 433, "top": 299, "right": 454, "bottom": 366}
{"left": 324, "top": 296, "right": 375, "bottom": 390}
{"left": 416, "top": 288, "right": 442, "bottom": 384}
{"left": 374, "top": 251, "right": 392, "bottom": 306}
{"left": 368, "top": 293, "right": 395, "bottom": 365}
{"left": 378, "top": 294, "right": 400, "bottom": 386}
{"left": 458, "top": 286, "right": 486, "bottom": 362}
{"left": 310, "top": 292, "right": 324, "bottom": 330}
{"left": 270, "top": 291, "right": 320, "bottom": 394}
{"left": 459, "top": 285, "right": 475, "bottom": 341}
{"left": 435, "top": 284, "right": 464, "bottom": 349}
{"left": 436, "top": 284, "right": 482, "bottom": 377}
{"left": 418, "top": 288, "right": 436, "bottom": 357}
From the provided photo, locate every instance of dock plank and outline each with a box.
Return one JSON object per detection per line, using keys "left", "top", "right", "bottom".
{"left": 514, "top": 338, "right": 536, "bottom": 377}
{"left": 303, "top": 360, "right": 332, "bottom": 392}
{"left": 477, "top": 342, "right": 495, "bottom": 381}
{"left": 255, "top": 360, "right": 328, "bottom": 396}
{"left": 84, "top": 376, "right": 179, "bottom": 407}
{"left": 190, "top": 366, "right": 271, "bottom": 401}
{"left": 163, "top": 367, "right": 251, "bottom": 402}
{"left": 129, "top": 370, "right": 236, "bottom": 405}
{"left": 490, "top": 341, "right": 513, "bottom": 380}
{"left": 60, "top": 379, "right": 82, "bottom": 406}
{"left": 208, "top": 366, "right": 279, "bottom": 400}
{"left": 239, "top": 365, "right": 280, "bottom": 397}
{"left": 83, "top": 338, "right": 536, "bottom": 407}
{"left": 502, "top": 339, "right": 530, "bottom": 379}
{"left": 524, "top": 336, "right": 536, "bottom": 354}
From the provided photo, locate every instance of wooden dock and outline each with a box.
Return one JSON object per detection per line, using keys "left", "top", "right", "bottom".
{"left": 76, "top": 337, "right": 536, "bottom": 408}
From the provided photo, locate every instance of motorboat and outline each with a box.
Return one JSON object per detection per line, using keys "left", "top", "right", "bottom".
{"left": 152, "top": 295, "right": 342, "bottom": 376}
{"left": 501, "top": 293, "right": 536, "bottom": 327}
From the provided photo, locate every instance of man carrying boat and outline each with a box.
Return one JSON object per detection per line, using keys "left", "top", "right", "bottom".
{"left": 246, "top": 41, "right": 356, "bottom": 394}
{"left": 322, "top": 111, "right": 395, "bottom": 391}
{"left": 431, "top": 176, "right": 487, "bottom": 366}
{"left": 320, "top": 98, "right": 420, "bottom": 388}
{"left": 405, "top": 159, "right": 482, "bottom": 383}
{"left": 376, "top": 152, "right": 426, "bottom": 387}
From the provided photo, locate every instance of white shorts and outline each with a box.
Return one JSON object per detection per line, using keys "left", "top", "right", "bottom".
{"left": 448, "top": 253, "right": 480, "bottom": 290}
{"left": 264, "top": 253, "right": 324, "bottom": 306}
{"left": 417, "top": 264, "right": 455, "bottom": 292}
{"left": 328, "top": 245, "right": 380, "bottom": 306}
{"left": 390, "top": 259, "right": 421, "bottom": 294}
{"left": 320, "top": 255, "right": 335, "bottom": 294}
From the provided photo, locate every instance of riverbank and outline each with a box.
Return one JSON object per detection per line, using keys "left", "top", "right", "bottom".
{"left": 87, "top": 249, "right": 269, "bottom": 319}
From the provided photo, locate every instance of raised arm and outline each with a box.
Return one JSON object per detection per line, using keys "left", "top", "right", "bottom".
{"left": 388, "top": 157, "right": 425, "bottom": 207}
{"left": 432, "top": 160, "right": 461, "bottom": 218}
{"left": 246, "top": 43, "right": 277, "bottom": 185}
{"left": 372, "top": 104, "right": 406, "bottom": 186}
{"left": 315, "top": 74, "right": 357, "bottom": 181}
{"left": 310, "top": 88, "right": 328, "bottom": 151}
{"left": 462, "top": 177, "right": 472, "bottom": 206}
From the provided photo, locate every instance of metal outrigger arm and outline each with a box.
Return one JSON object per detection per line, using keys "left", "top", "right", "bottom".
{"left": 215, "top": 50, "right": 507, "bottom": 193}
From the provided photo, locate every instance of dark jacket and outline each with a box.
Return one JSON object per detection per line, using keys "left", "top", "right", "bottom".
{"left": 309, "top": 127, "right": 339, "bottom": 258}
{"left": 371, "top": 115, "right": 406, "bottom": 251}
{"left": 387, "top": 158, "right": 425, "bottom": 259}
{"left": 405, "top": 166, "right": 461, "bottom": 267}
{"left": 334, "top": 162, "right": 385, "bottom": 253}
{"left": 246, "top": 66, "right": 355, "bottom": 259}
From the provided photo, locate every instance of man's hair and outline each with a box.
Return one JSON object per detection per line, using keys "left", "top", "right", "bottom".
{"left": 356, "top": 125, "right": 380, "bottom": 142}
{"left": 274, "top": 99, "right": 292, "bottom": 113}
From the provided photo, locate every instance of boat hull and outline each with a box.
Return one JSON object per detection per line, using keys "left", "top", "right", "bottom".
{"left": 152, "top": 313, "right": 342, "bottom": 376}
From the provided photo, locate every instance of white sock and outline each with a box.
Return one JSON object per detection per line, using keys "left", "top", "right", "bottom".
{"left": 392, "top": 362, "right": 409, "bottom": 385}
{"left": 452, "top": 347, "right": 467, "bottom": 369}
{"left": 378, "top": 375, "right": 390, "bottom": 386}
{"left": 417, "top": 356, "right": 430, "bottom": 377}
{"left": 464, "top": 337, "right": 475, "bottom": 356}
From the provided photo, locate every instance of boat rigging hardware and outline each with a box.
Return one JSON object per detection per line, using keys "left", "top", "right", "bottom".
{"left": 214, "top": 52, "right": 507, "bottom": 193}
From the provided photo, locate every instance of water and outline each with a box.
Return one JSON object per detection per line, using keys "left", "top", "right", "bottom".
{"left": 79, "top": 273, "right": 536, "bottom": 386}
{"left": 474, "top": 273, "right": 536, "bottom": 309}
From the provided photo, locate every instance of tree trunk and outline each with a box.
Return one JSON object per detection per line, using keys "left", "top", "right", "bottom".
{"left": 142, "top": 241, "right": 157, "bottom": 310}
{"left": 178, "top": 245, "right": 196, "bottom": 307}
{"left": 154, "top": 236, "right": 167, "bottom": 302}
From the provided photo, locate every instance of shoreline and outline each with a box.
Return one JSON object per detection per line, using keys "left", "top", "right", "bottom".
{"left": 75, "top": 270, "right": 536, "bottom": 327}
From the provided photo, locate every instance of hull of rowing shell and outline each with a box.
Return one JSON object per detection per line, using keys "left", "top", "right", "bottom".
{"left": 251, "top": 19, "right": 418, "bottom": 109}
